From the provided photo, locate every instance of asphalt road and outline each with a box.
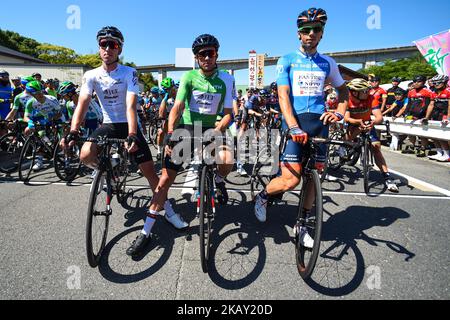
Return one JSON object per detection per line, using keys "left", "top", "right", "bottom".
{"left": 0, "top": 146, "right": 449, "bottom": 300}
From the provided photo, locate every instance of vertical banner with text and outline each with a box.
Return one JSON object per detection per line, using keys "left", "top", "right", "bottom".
{"left": 249, "top": 51, "right": 257, "bottom": 89}
{"left": 256, "top": 54, "right": 265, "bottom": 89}
{"left": 414, "top": 30, "right": 450, "bottom": 77}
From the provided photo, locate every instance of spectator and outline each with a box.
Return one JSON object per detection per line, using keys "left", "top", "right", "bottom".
{"left": 369, "top": 76, "right": 388, "bottom": 112}
{"left": 386, "top": 77, "right": 405, "bottom": 111}
{"left": 11, "top": 76, "right": 23, "bottom": 99}
{"left": 383, "top": 89, "right": 408, "bottom": 118}
{"left": 0, "top": 70, "right": 13, "bottom": 124}
{"left": 397, "top": 75, "right": 435, "bottom": 157}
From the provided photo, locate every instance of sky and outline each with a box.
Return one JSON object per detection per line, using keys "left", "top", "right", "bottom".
{"left": 1, "top": 0, "right": 449, "bottom": 85}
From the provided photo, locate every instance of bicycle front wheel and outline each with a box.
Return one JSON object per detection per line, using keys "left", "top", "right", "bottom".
{"left": 18, "top": 136, "right": 38, "bottom": 182}
{"left": 295, "top": 169, "right": 323, "bottom": 280}
{"left": 86, "top": 169, "right": 111, "bottom": 268}
{"left": 199, "top": 165, "right": 214, "bottom": 273}
{"left": 0, "top": 133, "right": 25, "bottom": 174}
{"left": 53, "top": 140, "right": 81, "bottom": 182}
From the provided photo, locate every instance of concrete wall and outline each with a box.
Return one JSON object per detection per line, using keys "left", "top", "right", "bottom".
{"left": 0, "top": 64, "right": 90, "bottom": 86}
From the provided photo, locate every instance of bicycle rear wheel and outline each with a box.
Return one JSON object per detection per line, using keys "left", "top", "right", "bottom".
{"left": 18, "top": 136, "right": 39, "bottom": 182}
{"left": 53, "top": 140, "right": 81, "bottom": 182}
{"left": 86, "top": 169, "right": 111, "bottom": 268}
{"left": 250, "top": 148, "right": 277, "bottom": 201}
{"left": 0, "top": 133, "right": 25, "bottom": 174}
{"left": 295, "top": 169, "right": 323, "bottom": 280}
{"left": 199, "top": 165, "right": 214, "bottom": 273}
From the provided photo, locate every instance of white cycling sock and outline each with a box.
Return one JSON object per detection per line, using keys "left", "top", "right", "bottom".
{"left": 141, "top": 210, "right": 158, "bottom": 237}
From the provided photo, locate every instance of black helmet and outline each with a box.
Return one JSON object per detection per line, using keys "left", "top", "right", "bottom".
{"left": 97, "top": 26, "right": 124, "bottom": 45}
{"left": 0, "top": 69, "right": 9, "bottom": 78}
{"left": 413, "top": 75, "right": 426, "bottom": 83}
{"left": 192, "top": 34, "right": 220, "bottom": 54}
{"left": 371, "top": 76, "right": 381, "bottom": 82}
{"left": 391, "top": 77, "right": 402, "bottom": 83}
{"left": 270, "top": 82, "right": 278, "bottom": 90}
{"left": 394, "top": 89, "right": 405, "bottom": 95}
{"left": 32, "top": 72, "right": 42, "bottom": 78}
{"left": 297, "top": 8, "right": 328, "bottom": 28}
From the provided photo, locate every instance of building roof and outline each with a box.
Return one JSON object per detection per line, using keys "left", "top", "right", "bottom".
{"left": 0, "top": 45, "right": 47, "bottom": 64}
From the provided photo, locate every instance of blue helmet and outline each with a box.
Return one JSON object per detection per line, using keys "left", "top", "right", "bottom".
{"left": 150, "top": 86, "right": 160, "bottom": 94}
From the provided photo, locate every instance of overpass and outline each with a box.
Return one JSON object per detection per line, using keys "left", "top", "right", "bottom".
{"left": 136, "top": 45, "right": 419, "bottom": 81}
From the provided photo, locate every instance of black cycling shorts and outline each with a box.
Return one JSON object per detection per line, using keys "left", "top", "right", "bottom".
{"left": 90, "top": 123, "right": 152, "bottom": 165}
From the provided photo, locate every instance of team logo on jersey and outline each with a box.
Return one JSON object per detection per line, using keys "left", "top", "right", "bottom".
{"left": 277, "top": 65, "right": 284, "bottom": 75}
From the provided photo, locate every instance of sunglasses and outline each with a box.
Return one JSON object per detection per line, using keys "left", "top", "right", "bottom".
{"left": 99, "top": 40, "right": 120, "bottom": 50}
{"left": 299, "top": 25, "right": 323, "bottom": 34}
{"left": 197, "top": 49, "right": 217, "bottom": 59}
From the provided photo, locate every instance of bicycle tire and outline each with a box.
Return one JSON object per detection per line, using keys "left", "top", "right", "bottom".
{"left": 18, "top": 136, "right": 38, "bottom": 182}
{"left": 0, "top": 133, "right": 25, "bottom": 174}
{"left": 86, "top": 169, "right": 111, "bottom": 268}
{"left": 295, "top": 169, "right": 323, "bottom": 280}
{"left": 199, "top": 165, "right": 214, "bottom": 273}
{"left": 53, "top": 139, "right": 81, "bottom": 182}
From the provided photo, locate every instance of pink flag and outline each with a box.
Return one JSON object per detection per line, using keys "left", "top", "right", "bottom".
{"left": 414, "top": 30, "right": 450, "bottom": 77}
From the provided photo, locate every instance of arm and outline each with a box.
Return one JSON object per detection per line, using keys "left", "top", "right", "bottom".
{"left": 278, "top": 85, "right": 298, "bottom": 129}
{"left": 371, "top": 108, "right": 383, "bottom": 125}
{"left": 424, "top": 100, "right": 435, "bottom": 120}
{"left": 344, "top": 112, "right": 363, "bottom": 127}
{"left": 215, "top": 108, "right": 232, "bottom": 132}
{"left": 167, "top": 100, "right": 185, "bottom": 133}
{"left": 126, "top": 92, "right": 138, "bottom": 137}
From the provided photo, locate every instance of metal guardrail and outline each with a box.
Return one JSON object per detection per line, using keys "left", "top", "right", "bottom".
{"left": 375, "top": 117, "right": 450, "bottom": 150}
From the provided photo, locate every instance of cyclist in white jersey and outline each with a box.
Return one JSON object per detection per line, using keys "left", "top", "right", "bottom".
{"left": 62, "top": 27, "right": 187, "bottom": 252}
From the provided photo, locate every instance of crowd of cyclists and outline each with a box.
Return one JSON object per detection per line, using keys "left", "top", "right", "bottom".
{"left": 0, "top": 6, "right": 449, "bottom": 258}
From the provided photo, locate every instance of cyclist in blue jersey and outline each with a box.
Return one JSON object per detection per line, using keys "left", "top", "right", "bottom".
{"left": 254, "top": 7, "right": 349, "bottom": 247}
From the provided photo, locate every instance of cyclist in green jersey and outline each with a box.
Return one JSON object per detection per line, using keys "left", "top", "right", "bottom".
{"left": 127, "top": 34, "right": 236, "bottom": 256}
{"left": 5, "top": 76, "right": 36, "bottom": 121}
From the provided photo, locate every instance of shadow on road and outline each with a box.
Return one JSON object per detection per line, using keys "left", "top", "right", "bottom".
{"left": 305, "top": 205, "right": 415, "bottom": 296}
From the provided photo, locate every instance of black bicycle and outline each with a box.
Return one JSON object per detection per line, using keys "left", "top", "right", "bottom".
{"left": 86, "top": 137, "right": 130, "bottom": 268}
{"left": 0, "top": 120, "right": 27, "bottom": 175}
{"left": 293, "top": 137, "right": 356, "bottom": 279}
{"left": 17, "top": 123, "right": 65, "bottom": 182}
{"left": 169, "top": 134, "right": 226, "bottom": 273}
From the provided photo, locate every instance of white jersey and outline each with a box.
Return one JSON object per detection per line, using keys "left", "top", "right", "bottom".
{"left": 80, "top": 64, "right": 139, "bottom": 124}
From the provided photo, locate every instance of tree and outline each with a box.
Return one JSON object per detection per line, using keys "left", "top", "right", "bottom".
{"left": 36, "top": 44, "right": 78, "bottom": 64}
{"left": 139, "top": 73, "right": 157, "bottom": 91}
{"left": 359, "top": 54, "right": 437, "bottom": 83}
{"left": 74, "top": 54, "right": 102, "bottom": 68}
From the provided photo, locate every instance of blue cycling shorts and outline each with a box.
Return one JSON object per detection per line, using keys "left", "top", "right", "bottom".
{"left": 281, "top": 113, "right": 329, "bottom": 165}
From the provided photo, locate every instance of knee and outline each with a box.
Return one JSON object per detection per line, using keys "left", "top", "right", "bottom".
{"left": 284, "top": 176, "right": 301, "bottom": 191}
{"left": 80, "top": 144, "right": 95, "bottom": 164}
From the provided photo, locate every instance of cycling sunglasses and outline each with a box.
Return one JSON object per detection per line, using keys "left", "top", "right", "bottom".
{"left": 197, "top": 49, "right": 217, "bottom": 59}
{"left": 298, "top": 25, "right": 323, "bottom": 34}
{"left": 99, "top": 40, "right": 120, "bottom": 50}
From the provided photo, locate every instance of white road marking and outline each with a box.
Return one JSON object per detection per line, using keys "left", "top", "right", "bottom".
{"left": 389, "top": 169, "right": 450, "bottom": 197}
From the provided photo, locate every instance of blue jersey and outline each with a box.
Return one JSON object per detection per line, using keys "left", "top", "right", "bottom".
{"left": 0, "top": 84, "right": 13, "bottom": 119}
{"left": 276, "top": 50, "right": 344, "bottom": 115}
{"left": 245, "top": 94, "right": 259, "bottom": 110}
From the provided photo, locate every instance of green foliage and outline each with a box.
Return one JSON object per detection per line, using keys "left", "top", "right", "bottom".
{"left": 359, "top": 54, "right": 437, "bottom": 83}
{"left": 0, "top": 29, "right": 41, "bottom": 57}
{"left": 139, "top": 73, "right": 157, "bottom": 91}
{"left": 36, "top": 44, "right": 78, "bottom": 64}
{"left": 74, "top": 54, "right": 102, "bottom": 68}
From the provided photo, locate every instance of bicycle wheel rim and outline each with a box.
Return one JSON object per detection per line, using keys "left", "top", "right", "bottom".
{"left": 199, "top": 166, "right": 213, "bottom": 273}
{"left": 296, "top": 170, "right": 323, "bottom": 279}
{"left": 0, "top": 133, "right": 23, "bottom": 174}
{"left": 86, "top": 169, "right": 110, "bottom": 268}
{"left": 18, "top": 137, "right": 37, "bottom": 181}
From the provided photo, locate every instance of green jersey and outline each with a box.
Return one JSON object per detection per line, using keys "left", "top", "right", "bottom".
{"left": 46, "top": 88, "right": 58, "bottom": 98}
{"left": 25, "top": 95, "right": 62, "bottom": 121}
{"left": 176, "top": 69, "right": 236, "bottom": 128}
{"left": 13, "top": 92, "right": 33, "bottom": 112}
